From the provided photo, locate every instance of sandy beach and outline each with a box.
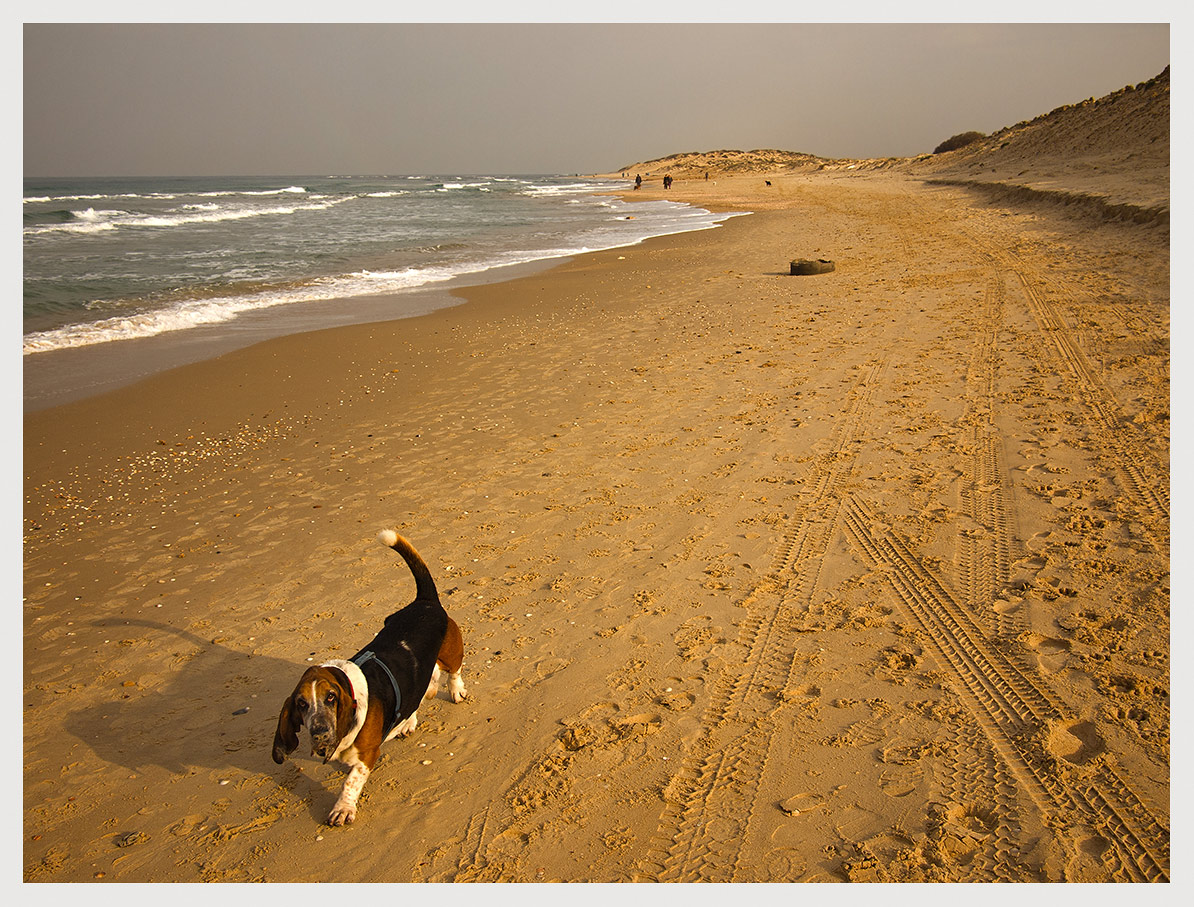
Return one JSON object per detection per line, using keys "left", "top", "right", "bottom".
{"left": 23, "top": 74, "right": 1170, "bottom": 883}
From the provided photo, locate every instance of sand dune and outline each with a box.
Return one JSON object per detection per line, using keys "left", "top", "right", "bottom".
{"left": 615, "top": 67, "right": 1168, "bottom": 214}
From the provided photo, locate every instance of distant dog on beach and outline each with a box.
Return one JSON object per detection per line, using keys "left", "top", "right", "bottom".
{"left": 272, "top": 530, "right": 467, "bottom": 825}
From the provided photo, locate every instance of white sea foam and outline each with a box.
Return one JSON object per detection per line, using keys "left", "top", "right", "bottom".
{"left": 23, "top": 274, "right": 444, "bottom": 353}
{"left": 23, "top": 186, "right": 308, "bottom": 209}
{"left": 24, "top": 192, "right": 178, "bottom": 204}
{"left": 24, "top": 195, "right": 350, "bottom": 236}
{"left": 21, "top": 260, "right": 492, "bottom": 353}
{"left": 178, "top": 186, "right": 309, "bottom": 199}
{"left": 520, "top": 181, "right": 612, "bottom": 197}
{"left": 238, "top": 186, "right": 307, "bottom": 196}
{"left": 24, "top": 243, "right": 589, "bottom": 353}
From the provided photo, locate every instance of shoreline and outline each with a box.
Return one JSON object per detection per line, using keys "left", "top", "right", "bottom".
{"left": 23, "top": 214, "right": 749, "bottom": 449}
{"left": 22, "top": 181, "right": 740, "bottom": 413}
{"left": 23, "top": 171, "right": 1170, "bottom": 882}
{"left": 21, "top": 254, "right": 571, "bottom": 413}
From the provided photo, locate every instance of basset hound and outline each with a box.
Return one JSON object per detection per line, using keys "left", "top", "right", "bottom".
{"left": 272, "top": 530, "right": 467, "bottom": 825}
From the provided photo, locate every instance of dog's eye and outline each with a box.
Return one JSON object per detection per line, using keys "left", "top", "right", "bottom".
{"left": 325, "top": 692, "right": 337, "bottom": 705}
{"left": 296, "top": 698, "right": 308, "bottom": 712}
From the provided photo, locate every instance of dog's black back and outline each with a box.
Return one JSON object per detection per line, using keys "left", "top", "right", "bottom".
{"left": 357, "top": 531, "right": 449, "bottom": 728}
{"left": 354, "top": 599, "right": 446, "bottom": 725}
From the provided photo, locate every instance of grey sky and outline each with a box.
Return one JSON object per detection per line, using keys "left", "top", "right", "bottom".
{"left": 23, "top": 22, "right": 1170, "bottom": 177}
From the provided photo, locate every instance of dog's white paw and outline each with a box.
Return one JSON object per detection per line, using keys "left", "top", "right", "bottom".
{"left": 327, "top": 804, "right": 357, "bottom": 826}
{"left": 448, "top": 673, "right": 467, "bottom": 703}
{"left": 395, "top": 711, "right": 418, "bottom": 736}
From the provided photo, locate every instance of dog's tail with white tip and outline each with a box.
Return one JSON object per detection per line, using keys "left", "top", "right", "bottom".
{"left": 377, "top": 529, "right": 438, "bottom": 600}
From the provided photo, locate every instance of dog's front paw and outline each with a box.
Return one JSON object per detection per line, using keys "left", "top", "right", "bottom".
{"left": 327, "top": 803, "right": 357, "bottom": 826}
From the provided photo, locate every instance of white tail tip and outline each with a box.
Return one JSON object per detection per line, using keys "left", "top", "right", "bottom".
{"left": 377, "top": 529, "right": 399, "bottom": 548}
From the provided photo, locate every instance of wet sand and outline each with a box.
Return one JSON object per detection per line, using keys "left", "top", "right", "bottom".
{"left": 23, "top": 168, "right": 1170, "bottom": 882}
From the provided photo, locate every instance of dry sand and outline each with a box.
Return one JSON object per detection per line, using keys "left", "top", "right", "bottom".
{"left": 23, "top": 75, "right": 1171, "bottom": 885}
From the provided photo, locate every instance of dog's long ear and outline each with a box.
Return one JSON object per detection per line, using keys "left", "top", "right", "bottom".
{"left": 272, "top": 692, "right": 301, "bottom": 764}
{"left": 324, "top": 665, "right": 357, "bottom": 740}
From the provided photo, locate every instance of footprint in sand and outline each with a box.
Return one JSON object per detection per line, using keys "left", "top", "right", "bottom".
{"left": 520, "top": 655, "right": 572, "bottom": 683}
{"left": 1022, "top": 632, "right": 1072, "bottom": 672}
{"left": 1012, "top": 553, "right": 1049, "bottom": 572}
{"left": 878, "top": 765, "right": 923, "bottom": 799}
{"left": 673, "top": 616, "right": 725, "bottom": 660}
{"left": 779, "top": 791, "right": 826, "bottom": 817}
{"left": 777, "top": 682, "right": 823, "bottom": 716}
{"left": 1046, "top": 719, "right": 1105, "bottom": 765}
{"left": 929, "top": 803, "right": 998, "bottom": 868}
{"left": 1024, "top": 530, "right": 1057, "bottom": 554}
{"left": 992, "top": 599, "right": 1022, "bottom": 618}
{"left": 658, "top": 688, "right": 696, "bottom": 711}
{"left": 611, "top": 712, "right": 662, "bottom": 739}
{"left": 761, "top": 847, "right": 809, "bottom": 881}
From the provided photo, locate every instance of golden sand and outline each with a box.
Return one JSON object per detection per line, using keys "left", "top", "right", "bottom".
{"left": 24, "top": 73, "right": 1170, "bottom": 883}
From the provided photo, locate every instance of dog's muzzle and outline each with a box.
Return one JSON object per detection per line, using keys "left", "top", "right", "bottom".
{"left": 309, "top": 715, "right": 338, "bottom": 762}
{"left": 311, "top": 737, "right": 339, "bottom": 763}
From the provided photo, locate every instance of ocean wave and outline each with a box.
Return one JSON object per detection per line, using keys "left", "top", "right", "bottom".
{"left": 23, "top": 186, "right": 308, "bottom": 207}
{"left": 24, "top": 262, "right": 480, "bottom": 354}
{"left": 24, "top": 191, "right": 179, "bottom": 204}
{"left": 23, "top": 195, "right": 350, "bottom": 236}
{"left": 435, "top": 181, "right": 493, "bottom": 191}
{"left": 520, "top": 181, "right": 614, "bottom": 197}
{"left": 31, "top": 216, "right": 118, "bottom": 235}
{"left": 25, "top": 283, "right": 402, "bottom": 354}
{"left": 225, "top": 186, "right": 307, "bottom": 196}
{"left": 76, "top": 207, "right": 131, "bottom": 220}
{"left": 24, "top": 293, "right": 310, "bottom": 353}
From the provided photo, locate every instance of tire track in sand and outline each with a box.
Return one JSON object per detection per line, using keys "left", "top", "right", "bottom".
{"left": 936, "top": 718, "right": 1027, "bottom": 882}
{"left": 932, "top": 266, "right": 1039, "bottom": 880}
{"left": 841, "top": 495, "right": 1169, "bottom": 882}
{"left": 953, "top": 227, "right": 1168, "bottom": 545}
{"left": 956, "top": 269, "right": 1020, "bottom": 640}
{"left": 633, "top": 359, "right": 887, "bottom": 882}
{"left": 1012, "top": 267, "right": 1169, "bottom": 529}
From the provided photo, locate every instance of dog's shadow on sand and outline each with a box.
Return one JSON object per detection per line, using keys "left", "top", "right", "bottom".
{"left": 63, "top": 619, "right": 342, "bottom": 822}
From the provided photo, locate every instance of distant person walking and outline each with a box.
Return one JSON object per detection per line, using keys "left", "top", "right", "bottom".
{"left": 634, "top": 174, "right": 642, "bottom": 190}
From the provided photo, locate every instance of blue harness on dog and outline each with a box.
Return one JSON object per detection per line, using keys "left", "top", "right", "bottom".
{"left": 351, "top": 650, "right": 402, "bottom": 737}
